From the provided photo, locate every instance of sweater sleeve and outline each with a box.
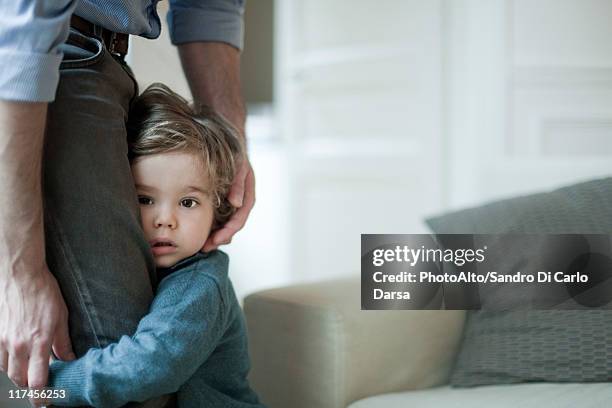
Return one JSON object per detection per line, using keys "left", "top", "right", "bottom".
{"left": 47, "top": 269, "right": 226, "bottom": 407}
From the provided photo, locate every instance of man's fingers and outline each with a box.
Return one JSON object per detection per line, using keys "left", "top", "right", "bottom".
{"left": 52, "top": 321, "right": 76, "bottom": 361}
{"left": 203, "top": 165, "right": 256, "bottom": 252}
{"left": 202, "top": 237, "right": 219, "bottom": 253}
{"left": 223, "top": 166, "right": 255, "bottom": 231}
{"left": 203, "top": 227, "right": 233, "bottom": 252}
{"left": 202, "top": 224, "right": 236, "bottom": 252}
{"left": 0, "top": 348, "right": 8, "bottom": 372}
{"left": 213, "top": 228, "right": 235, "bottom": 246}
{"left": 7, "top": 345, "right": 28, "bottom": 387}
{"left": 28, "top": 343, "right": 52, "bottom": 408}
{"left": 217, "top": 167, "right": 255, "bottom": 237}
{"left": 209, "top": 193, "right": 254, "bottom": 246}
{"left": 227, "top": 160, "right": 249, "bottom": 208}
{"left": 240, "top": 165, "right": 256, "bottom": 214}
{"left": 27, "top": 341, "right": 50, "bottom": 389}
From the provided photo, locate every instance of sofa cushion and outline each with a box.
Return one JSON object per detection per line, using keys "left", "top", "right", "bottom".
{"left": 347, "top": 383, "right": 612, "bottom": 408}
{"left": 425, "top": 177, "right": 612, "bottom": 386}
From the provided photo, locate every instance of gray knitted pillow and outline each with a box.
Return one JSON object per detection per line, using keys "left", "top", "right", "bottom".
{"left": 426, "top": 177, "right": 612, "bottom": 387}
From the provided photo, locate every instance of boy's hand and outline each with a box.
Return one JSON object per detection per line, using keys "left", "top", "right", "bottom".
{"left": 203, "top": 158, "right": 255, "bottom": 252}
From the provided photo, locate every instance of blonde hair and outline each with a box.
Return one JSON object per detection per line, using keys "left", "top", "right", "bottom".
{"left": 127, "top": 83, "right": 243, "bottom": 228}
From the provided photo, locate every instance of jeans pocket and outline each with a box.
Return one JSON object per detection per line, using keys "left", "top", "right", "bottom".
{"left": 60, "top": 28, "right": 105, "bottom": 69}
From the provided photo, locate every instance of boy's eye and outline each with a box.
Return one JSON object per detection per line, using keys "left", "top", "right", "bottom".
{"left": 181, "top": 198, "right": 199, "bottom": 208}
{"left": 138, "top": 196, "right": 153, "bottom": 205}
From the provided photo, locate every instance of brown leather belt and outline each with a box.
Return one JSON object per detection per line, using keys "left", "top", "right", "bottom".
{"left": 70, "top": 14, "right": 129, "bottom": 57}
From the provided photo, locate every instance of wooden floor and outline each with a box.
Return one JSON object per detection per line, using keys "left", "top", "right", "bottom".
{"left": 0, "top": 373, "right": 33, "bottom": 407}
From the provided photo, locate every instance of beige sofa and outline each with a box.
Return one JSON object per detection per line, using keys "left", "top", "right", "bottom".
{"left": 244, "top": 278, "right": 612, "bottom": 408}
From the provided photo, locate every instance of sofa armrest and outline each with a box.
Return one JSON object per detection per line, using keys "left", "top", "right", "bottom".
{"left": 244, "top": 277, "right": 466, "bottom": 408}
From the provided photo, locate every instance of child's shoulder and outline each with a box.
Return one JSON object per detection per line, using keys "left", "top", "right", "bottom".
{"left": 189, "top": 250, "right": 230, "bottom": 283}
{"left": 162, "top": 250, "right": 231, "bottom": 294}
{"left": 154, "top": 250, "right": 234, "bottom": 308}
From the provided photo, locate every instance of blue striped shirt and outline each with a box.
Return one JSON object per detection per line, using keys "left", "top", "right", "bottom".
{"left": 0, "top": 0, "right": 245, "bottom": 102}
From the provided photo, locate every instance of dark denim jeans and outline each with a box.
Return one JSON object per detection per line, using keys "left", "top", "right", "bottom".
{"left": 43, "top": 28, "right": 174, "bottom": 408}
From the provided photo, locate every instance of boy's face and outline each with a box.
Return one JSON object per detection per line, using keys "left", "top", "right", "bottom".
{"left": 131, "top": 151, "right": 215, "bottom": 268}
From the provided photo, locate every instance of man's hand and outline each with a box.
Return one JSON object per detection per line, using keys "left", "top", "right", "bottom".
{"left": 178, "top": 42, "right": 255, "bottom": 250}
{"left": 203, "top": 157, "right": 256, "bottom": 251}
{"left": 0, "top": 264, "right": 75, "bottom": 390}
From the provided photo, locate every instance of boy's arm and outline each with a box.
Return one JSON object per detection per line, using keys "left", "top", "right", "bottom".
{"left": 46, "top": 267, "right": 226, "bottom": 407}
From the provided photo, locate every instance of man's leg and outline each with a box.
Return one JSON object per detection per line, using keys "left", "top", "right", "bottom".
{"left": 43, "top": 29, "right": 173, "bottom": 407}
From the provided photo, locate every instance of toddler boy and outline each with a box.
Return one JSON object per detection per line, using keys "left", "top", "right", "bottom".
{"left": 45, "top": 83, "right": 265, "bottom": 408}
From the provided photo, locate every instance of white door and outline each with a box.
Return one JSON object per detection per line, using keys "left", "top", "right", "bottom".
{"left": 277, "top": 0, "right": 446, "bottom": 282}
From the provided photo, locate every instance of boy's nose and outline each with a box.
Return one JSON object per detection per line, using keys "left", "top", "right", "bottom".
{"left": 155, "top": 220, "right": 176, "bottom": 228}
{"left": 154, "top": 211, "right": 177, "bottom": 229}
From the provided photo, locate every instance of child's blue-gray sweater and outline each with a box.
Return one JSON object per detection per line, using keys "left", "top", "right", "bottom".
{"left": 48, "top": 250, "right": 264, "bottom": 408}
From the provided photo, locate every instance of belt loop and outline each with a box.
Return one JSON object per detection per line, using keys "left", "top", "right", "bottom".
{"left": 93, "top": 24, "right": 103, "bottom": 38}
{"left": 108, "top": 32, "right": 118, "bottom": 55}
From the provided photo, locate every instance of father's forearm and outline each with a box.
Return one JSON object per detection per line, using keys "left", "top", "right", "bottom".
{"left": 178, "top": 42, "right": 246, "bottom": 137}
{"left": 0, "top": 101, "right": 47, "bottom": 275}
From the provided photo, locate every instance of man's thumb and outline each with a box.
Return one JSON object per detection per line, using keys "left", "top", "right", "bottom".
{"left": 52, "top": 322, "right": 76, "bottom": 361}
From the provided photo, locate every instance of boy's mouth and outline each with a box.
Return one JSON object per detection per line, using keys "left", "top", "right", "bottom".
{"left": 150, "top": 238, "right": 177, "bottom": 248}
{"left": 150, "top": 238, "right": 178, "bottom": 257}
